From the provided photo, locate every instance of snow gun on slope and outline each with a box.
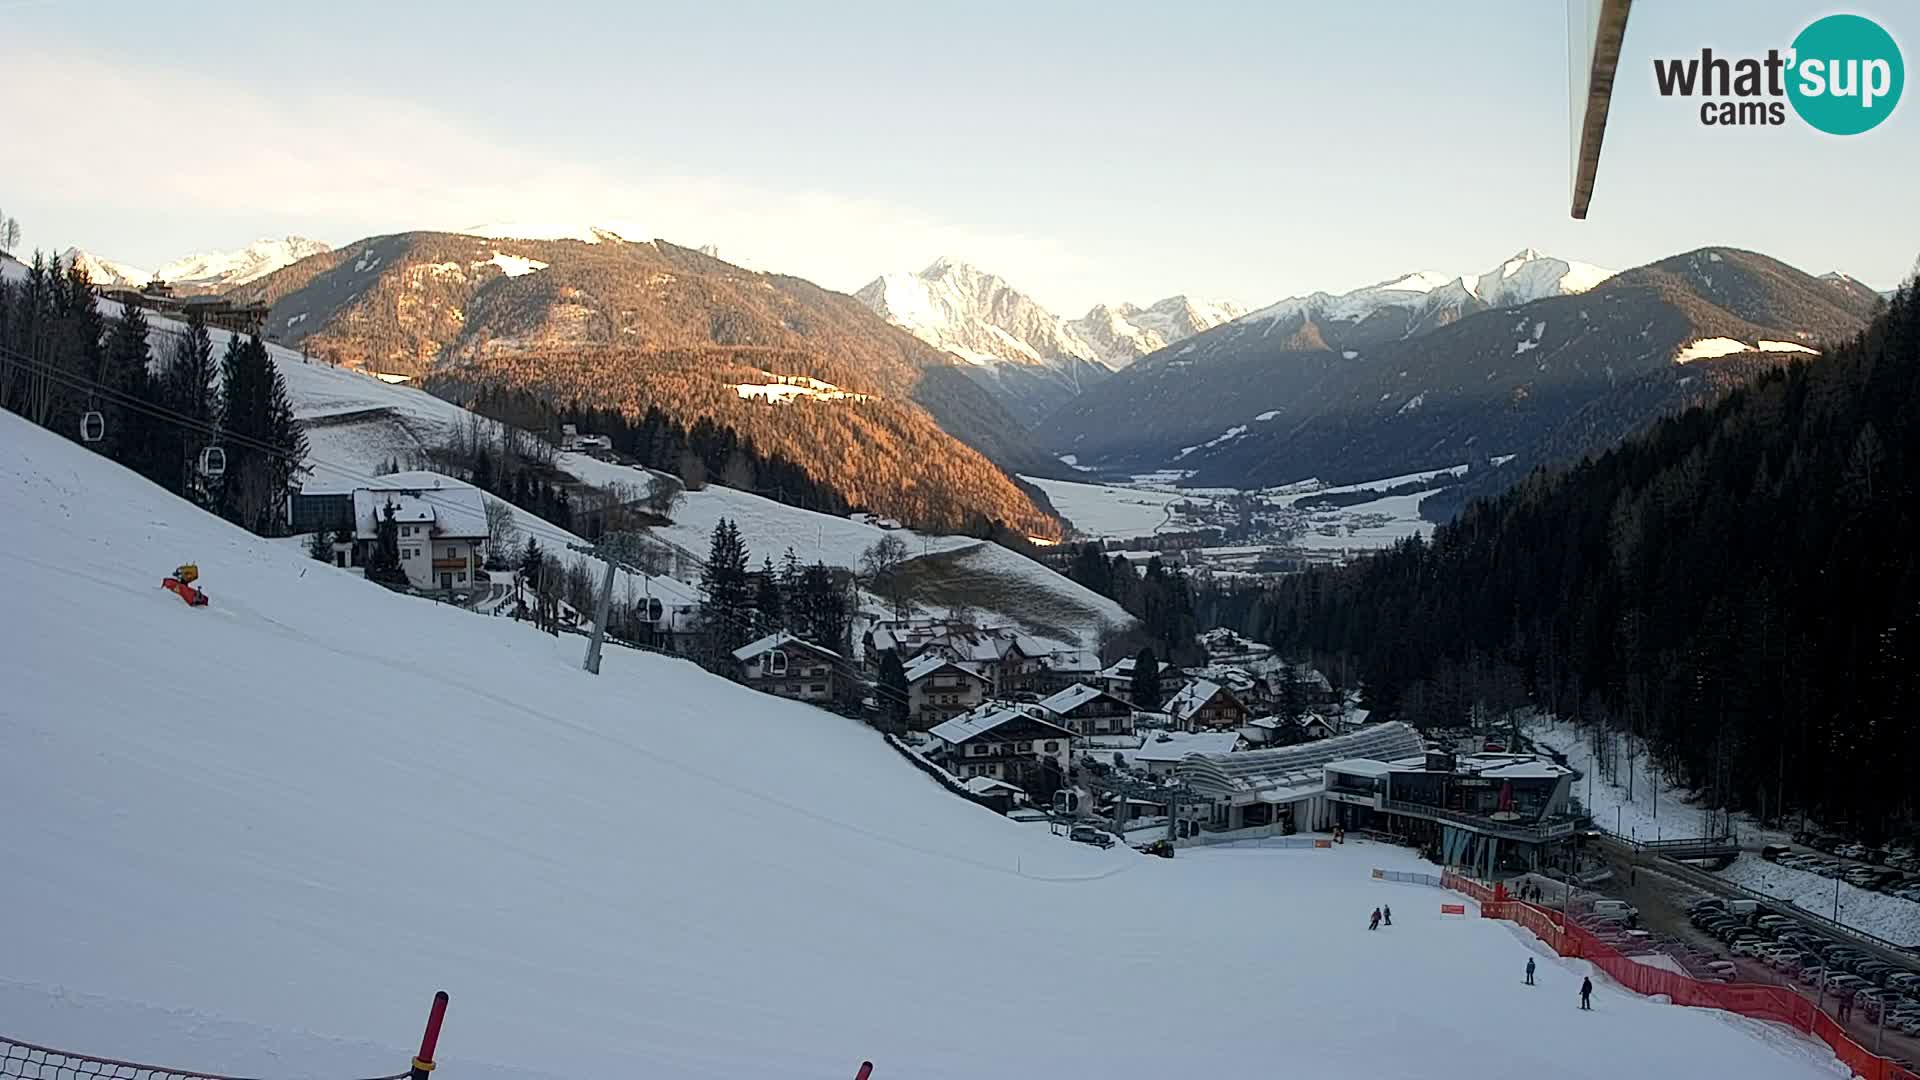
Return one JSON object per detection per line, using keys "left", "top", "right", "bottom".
{"left": 162, "top": 563, "right": 209, "bottom": 607}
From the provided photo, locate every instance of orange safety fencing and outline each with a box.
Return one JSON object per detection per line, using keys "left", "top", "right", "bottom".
{"left": 1464, "top": 883, "right": 1919, "bottom": 1080}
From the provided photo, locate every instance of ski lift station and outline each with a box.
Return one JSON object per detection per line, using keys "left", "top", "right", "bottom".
{"left": 1169, "top": 722, "right": 1579, "bottom": 876}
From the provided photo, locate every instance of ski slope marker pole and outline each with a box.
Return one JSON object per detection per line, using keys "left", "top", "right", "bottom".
{"left": 410, "top": 991, "right": 449, "bottom": 1079}
{"left": 855, "top": 1062, "right": 873, "bottom": 1080}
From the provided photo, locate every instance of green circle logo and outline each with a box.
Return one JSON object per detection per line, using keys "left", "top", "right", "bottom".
{"left": 1787, "top": 14, "right": 1904, "bottom": 134}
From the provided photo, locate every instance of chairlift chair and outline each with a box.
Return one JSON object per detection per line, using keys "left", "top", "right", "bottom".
{"left": 79, "top": 410, "right": 105, "bottom": 443}
{"left": 198, "top": 446, "right": 227, "bottom": 479}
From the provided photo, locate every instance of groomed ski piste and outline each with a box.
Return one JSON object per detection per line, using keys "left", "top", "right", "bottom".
{"left": 0, "top": 410, "right": 1853, "bottom": 1080}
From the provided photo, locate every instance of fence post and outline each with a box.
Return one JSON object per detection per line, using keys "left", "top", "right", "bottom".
{"left": 410, "top": 991, "right": 449, "bottom": 1080}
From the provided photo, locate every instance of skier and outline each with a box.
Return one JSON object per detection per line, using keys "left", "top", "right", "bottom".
{"left": 1579, "top": 976, "right": 1593, "bottom": 1010}
{"left": 1525, "top": 958, "right": 1536, "bottom": 986}
{"left": 1369, "top": 907, "right": 1381, "bottom": 931}
{"left": 1383, "top": 904, "right": 1393, "bottom": 926}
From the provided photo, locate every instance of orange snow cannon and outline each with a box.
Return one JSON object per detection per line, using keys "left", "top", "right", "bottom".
{"left": 163, "top": 564, "right": 209, "bottom": 606}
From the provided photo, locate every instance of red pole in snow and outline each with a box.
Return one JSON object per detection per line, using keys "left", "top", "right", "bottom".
{"left": 410, "top": 991, "right": 449, "bottom": 1080}
{"left": 854, "top": 1062, "right": 873, "bottom": 1080}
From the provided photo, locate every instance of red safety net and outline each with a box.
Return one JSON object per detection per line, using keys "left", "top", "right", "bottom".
{"left": 1466, "top": 884, "right": 1920, "bottom": 1080}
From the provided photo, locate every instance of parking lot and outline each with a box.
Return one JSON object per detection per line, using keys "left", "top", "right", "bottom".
{"left": 1773, "top": 837, "right": 1920, "bottom": 904}
{"left": 1581, "top": 844, "right": 1920, "bottom": 1069}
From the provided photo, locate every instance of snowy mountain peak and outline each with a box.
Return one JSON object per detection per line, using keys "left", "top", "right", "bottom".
{"left": 155, "top": 236, "right": 332, "bottom": 289}
{"left": 1069, "top": 295, "right": 1246, "bottom": 367}
{"left": 57, "top": 248, "right": 151, "bottom": 288}
{"left": 855, "top": 260, "right": 1103, "bottom": 371}
{"left": 1250, "top": 250, "right": 1613, "bottom": 330}
{"left": 53, "top": 237, "right": 332, "bottom": 293}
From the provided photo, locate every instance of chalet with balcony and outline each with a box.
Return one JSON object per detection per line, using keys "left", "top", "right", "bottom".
{"left": 904, "top": 655, "right": 990, "bottom": 730}
{"left": 733, "top": 632, "right": 843, "bottom": 704}
{"left": 1166, "top": 679, "right": 1249, "bottom": 732}
{"left": 929, "top": 705, "right": 1073, "bottom": 792}
{"left": 1037, "top": 683, "right": 1135, "bottom": 739}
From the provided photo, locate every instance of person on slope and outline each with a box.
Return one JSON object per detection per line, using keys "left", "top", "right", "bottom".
{"left": 1382, "top": 904, "right": 1393, "bottom": 926}
{"left": 1579, "top": 976, "right": 1593, "bottom": 1010}
{"left": 1525, "top": 957, "right": 1536, "bottom": 986}
{"left": 1369, "top": 907, "right": 1381, "bottom": 931}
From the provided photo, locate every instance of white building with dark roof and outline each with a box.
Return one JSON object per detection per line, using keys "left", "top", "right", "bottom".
{"left": 341, "top": 476, "right": 491, "bottom": 592}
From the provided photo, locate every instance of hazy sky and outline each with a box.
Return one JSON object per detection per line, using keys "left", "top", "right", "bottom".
{"left": 5, "top": 0, "right": 1913, "bottom": 311}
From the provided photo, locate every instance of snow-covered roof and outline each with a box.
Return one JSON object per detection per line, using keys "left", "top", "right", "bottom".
{"left": 1136, "top": 731, "right": 1241, "bottom": 762}
{"left": 1182, "top": 664, "right": 1261, "bottom": 693}
{"left": 1039, "top": 648, "right": 1100, "bottom": 673}
{"left": 732, "top": 631, "right": 843, "bottom": 664}
{"left": 961, "top": 775, "right": 1024, "bottom": 796}
{"left": 1037, "top": 682, "right": 1122, "bottom": 715}
{"left": 1175, "top": 722, "right": 1426, "bottom": 801}
{"left": 929, "top": 706, "right": 1071, "bottom": 746}
{"left": 1460, "top": 755, "right": 1572, "bottom": 781}
{"left": 1099, "top": 656, "right": 1173, "bottom": 680}
{"left": 1167, "top": 679, "right": 1238, "bottom": 722}
{"left": 1325, "top": 758, "right": 1396, "bottom": 778}
{"left": 903, "top": 654, "right": 985, "bottom": 684}
{"left": 347, "top": 479, "right": 490, "bottom": 540}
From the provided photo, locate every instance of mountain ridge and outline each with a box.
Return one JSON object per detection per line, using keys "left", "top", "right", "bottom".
{"left": 1044, "top": 247, "right": 1881, "bottom": 492}
{"left": 855, "top": 257, "right": 1240, "bottom": 425}
{"left": 239, "top": 231, "right": 1064, "bottom": 536}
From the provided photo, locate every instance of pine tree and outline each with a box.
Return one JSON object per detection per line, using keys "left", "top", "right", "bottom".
{"left": 101, "top": 306, "right": 153, "bottom": 468}
{"left": 308, "top": 529, "right": 335, "bottom": 562}
{"left": 365, "top": 503, "right": 406, "bottom": 585}
{"left": 699, "top": 518, "right": 753, "bottom": 666}
{"left": 1277, "top": 663, "right": 1307, "bottom": 722}
{"left": 878, "top": 648, "right": 910, "bottom": 732}
{"left": 158, "top": 313, "right": 218, "bottom": 498}
{"left": 799, "top": 561, "right": 848, "bottom": 654}
{"left": 217, "top": 334, "right": 306, "bottom": 534}
{"left": 754, "top": 556, "right": 784, "bottom": 633}
{"left": 1131, "top": 647, "right": 1163, "bottom": 711}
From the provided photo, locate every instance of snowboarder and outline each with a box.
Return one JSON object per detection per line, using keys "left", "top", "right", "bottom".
{"left": 1383, "top": 904, "right": 1393, "bottom": 926}
{"left": 1369, "top": 907, "right": 1381, "bottom": 931}
{"left": 1525, "top": 958, "right": 1536, "bottom": 985}
{"left": 1579, "top": 976, "right": 1593, "bottom": 1010}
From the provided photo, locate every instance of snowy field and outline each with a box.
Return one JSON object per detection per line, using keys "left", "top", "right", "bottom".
{"left": 1532, "top": 718, "right": 1920, "bottom": 946}
{"left": 1025, "top": 468, "right": 1451, "bottom": 553}
{"left": 0, "top": 413, "right": 1849, "bottom": 1080}
{"left": 1021, "top": 474, "right": 1213, "bottom": 539}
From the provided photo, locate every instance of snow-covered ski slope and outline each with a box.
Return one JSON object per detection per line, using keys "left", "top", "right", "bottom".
{"left": 0, "top": 414, "right": 1849, "bottom": 1080}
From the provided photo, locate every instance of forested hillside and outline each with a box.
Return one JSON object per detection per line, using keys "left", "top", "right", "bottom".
{"left": 1231, "top": 277, "right": 1919, "bottom": 838}
{"left": 241, "top": 231, "right": 1063, "bottom": 535}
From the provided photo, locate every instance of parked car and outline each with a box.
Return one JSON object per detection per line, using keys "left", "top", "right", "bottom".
{"left": 1886, "top": 972, "right": 1920, "bottom": 994}
{"left": 1731, "top": 938, "right": 1768, "bottom": 958}
{"left": 1068, "top": 824, "right": 1115, "bottom": 849}
{"left": 1762, "top": 844, "right": 1793, "bottom": 862}
{"left": 1590, "top": 899, "right": 1639, "bottom": 927}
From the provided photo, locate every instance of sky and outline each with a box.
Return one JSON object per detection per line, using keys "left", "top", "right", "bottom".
{"left": 3, "top": 0, "right": 1914, "bottom": 312}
